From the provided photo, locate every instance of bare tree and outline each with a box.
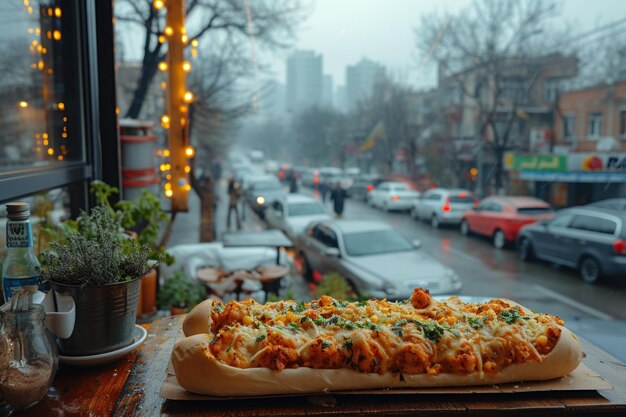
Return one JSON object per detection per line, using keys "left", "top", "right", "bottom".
{"left": 115, "top": 0, "right": 309, "bottom": 119}
{"left": 416, "top": 0, "right": 560, "bottom": 193}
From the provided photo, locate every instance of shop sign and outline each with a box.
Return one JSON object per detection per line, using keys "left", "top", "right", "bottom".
{"left": 506, "top": 154, "right": 567, "bottom": 172}
{"left": 567, "top": 153, "right": 626, "bottom": 172}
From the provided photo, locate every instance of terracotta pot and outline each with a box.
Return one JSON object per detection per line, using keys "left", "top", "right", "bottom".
{"left": 141, "top": 268, "right": 157, "bottom": 315}
{"left": 169, "top": 306, "right": 187, "bottom": 316}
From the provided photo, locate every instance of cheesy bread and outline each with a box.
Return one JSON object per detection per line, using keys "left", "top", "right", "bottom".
{"left": 172, "top": 288, "right": 582, "bottom": 396}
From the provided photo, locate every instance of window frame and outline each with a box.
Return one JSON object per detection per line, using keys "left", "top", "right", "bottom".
{"left": 563, "top": 113, "right": 575, "bottom": 143}
{"left": 587, "top": 112, "right": 603, "bottom": 139}
{"left": 0, "top": 0, "right": 120, "bottom": 215}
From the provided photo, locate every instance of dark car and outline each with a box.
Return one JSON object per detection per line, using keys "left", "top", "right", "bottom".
{"left": 350, "top": 174, "right": 383, "bottom": 202}
{"left": 244, "top": 175, "right": 287, "bottom": 217}
{"left": 517, "top": 207, "right": 626, "bottom": 283}
{"left": 588, "top": 198, "right": 626, "bottom": 211}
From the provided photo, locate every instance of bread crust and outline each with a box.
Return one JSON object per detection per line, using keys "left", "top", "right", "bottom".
{"left": 173, "top": 299, "right": 583, "bottom": 397}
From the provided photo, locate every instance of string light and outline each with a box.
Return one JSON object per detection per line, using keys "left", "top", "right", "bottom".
{"left": 160, "top": 164, "right": 167, "bottom": 172}
{"left": 57, "top": 102, "right": 65, "bottom": 110}
{"left": 183, "top": 91, "right": 193, "bottom": 103}
{"left": 184, "top": 184, "right": 191, "bottom": 191}
{"left": 163, "top": 149, "right": 171, "bottom": 157}
{"left": 19, "top": 101, "right": 28, "bottom": 108}
{"left": 158, "top": 62, "right": 168, "bottom": 71}
{"left": 191, "top": 48, "right": 197, "bottom": 57}
{"left": 153, "top": 0, "right": 164, "bottom": 10}
{"left": 161, "top": 114, "right": 170, "bottom": 128}
{"left": 54, "top": 7, "right": 61, "bottom": 17}
{"left": 47, "top": 148, "right": 54, "bottom": 155}
{"left": 184, "top": 165, "right": 191, "bottom": 173}
{"left": 182, "top": 61, "right": 192, "bottom": 72}
{"left": 53, "top": 30, "right": 61, "bottom": 41}
{"left": 191, "top": 39, "right": 198, "bottom": 47}
{"left": 185, "top": 146, "right": 195, "bottom": 158}
{"left": 161, "top": 81, "right": 167, "bottom": 90}
{"left": 164, "top": 26, "right": 173, "bottom": 36}
{"left": 165, "top": 189, "right": 173, "bottom": 198}
{"left": 158, "top": 35, "right": 166, "bottom": 44}
{"left": 37, "top": 60, "right": 44, "bottom": 70}
{"left": 181, "top": 35, "right": 188, "bottom": 44}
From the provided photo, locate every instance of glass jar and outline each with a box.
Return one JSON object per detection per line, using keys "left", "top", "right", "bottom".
{"left": 0, "top": 304, "right": 58, "bottom": 411}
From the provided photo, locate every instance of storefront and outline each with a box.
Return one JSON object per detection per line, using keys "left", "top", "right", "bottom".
{"left": 505, "top": 153, "right": 626, "bottom": 207}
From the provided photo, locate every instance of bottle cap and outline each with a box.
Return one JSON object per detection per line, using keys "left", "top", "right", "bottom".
{"left": 6, "top": 202, "right": 31, "bottom": 220}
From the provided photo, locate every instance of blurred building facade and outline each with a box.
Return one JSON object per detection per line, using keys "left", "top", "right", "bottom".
{"left": 345, "top": 58, "right": 385, "bottom": 112}
{"left": 321, "top": 74, "right": 333, "bottom": 108}
{"left": 286, "top": 50, "right": 323, "bottom": 113}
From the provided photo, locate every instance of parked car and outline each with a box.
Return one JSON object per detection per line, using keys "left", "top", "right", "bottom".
{"left": 244, "top": 175, "right": 286, "bottom": 216}
{"left": 318, "top": 167, "right": 343, "bottom": 188}
{"left": 265, "top": 194, "right": 331, "bottom": 239}
{"left": 350, "top": 174, "right": 383, "bottom": 202}
{"left": 294, "top": 220, "right": 462, "bottom": 298}
{"left": 517, "top": 207, "right": 626, "bottom": 283}
{"left": 461, "top": 196, "right": 554, "bottom": 249}
{"left": 412, "top": 188, "right": 476, "bottom": 228}
{"left": 587, "top": 198, "right": 626, "bottom": 211}
{"left": 367, "top": 182, "right": 421, "bottom": 211}
{"left": 301, "top": 168, "right": 320, "bottom": 188}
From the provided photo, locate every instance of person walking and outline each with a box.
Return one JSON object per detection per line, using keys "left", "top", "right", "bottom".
{"left": 288, "top": 172, "right": 299, "bottom": 193}
{"left": 226, "top": 177, "right": 242, "bottom": 230}
{"left": 330, "top": 182, "right": 347, "bottom": 218}
{"left": 319, "top": 181, "right": 329, "bottom": 204}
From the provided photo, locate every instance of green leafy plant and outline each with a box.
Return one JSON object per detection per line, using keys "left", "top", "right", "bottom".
{"left": 157, "top": 271, "right": 206, "bottom": 310}
{"left": 265, "top": 289, "right": 296, "bottom": 303}
{"left": 40, "top": 206, "right": 156, "bottom": 286}
{"left": 90, "top": 180, "right": 174, "bottom": 265}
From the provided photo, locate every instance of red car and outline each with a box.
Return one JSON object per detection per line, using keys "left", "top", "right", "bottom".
{"left": 460, "top": 196, "right": 554, "bottom": 249}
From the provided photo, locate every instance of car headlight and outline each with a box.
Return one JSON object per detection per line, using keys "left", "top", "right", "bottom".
{"left": 256, "top": 196, "right": 265, "bottom": 205}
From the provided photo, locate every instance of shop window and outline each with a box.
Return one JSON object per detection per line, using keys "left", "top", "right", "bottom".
{"left": 563, "top": 114, "right": 575, "bottom": 143}
{"left": 620, "top": 111, "right": 626, "bottom": 138}
{"left": 587, "top": 113, "right": 602, "bottom": 138}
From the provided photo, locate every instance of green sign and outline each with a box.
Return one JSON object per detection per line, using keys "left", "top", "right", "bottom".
{"left": 509, "top": 155, "right": 567, "bottom": 172}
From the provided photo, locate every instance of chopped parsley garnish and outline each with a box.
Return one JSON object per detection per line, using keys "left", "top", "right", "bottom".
{"left": 467, "top": 316, "right": 484, "bottom": 329}
{"left": 419, "top": 321, "right": 445, "bottom": 343}
{"left": 214, "top": 304, "right": 224, "bottom": 313}
{"left": 448, "top": 328, "right": 460, "bottom": 337}
{"left": 373, "top": 358, "right": 379, "bottom": 367}
{"left": 499, "top": 307, "right": 521, "bottom": 325}
{"left": 343, "top": 322, "right": 356, "bottom": 330}
{"left": 300, "top": 316, "right": 309, "bottom": 324}
{"left": 357, "top": 300, "right": 368, "bottom": 307}
{"left": 368, "top": 323, "right": 380, "bottom": 332}
{"left": 342, "top": 339, "right": 353, "bottom": 350}
{"left": 293, "top": 302, "right": 306, "bottom": 313}
{"left": 339, "top": 300, "right": 349, "bottom": 308}
{"left": 321, "top": 341, "right": 332, "bottom": 349}
{"left": 255, "top": 334, "right": 266, "bottom": 343}
{"left": 288, "top": 323, "right": 301, "bottom": 331}
{"left": 313, "top": 317, "right": 327, "bottom": 326}
{"left": 394, "top": 319, "right": 408, "bottom": 327}
{"left": 392, "top": 327, "right": 403, "bottom": 337}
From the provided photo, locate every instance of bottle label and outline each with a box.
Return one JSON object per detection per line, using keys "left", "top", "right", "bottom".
{"left": 6, "top": 221, "right": 33, "bottom": 248}
{"left": 2, "top": 276, "right": 40, "bottom": 302}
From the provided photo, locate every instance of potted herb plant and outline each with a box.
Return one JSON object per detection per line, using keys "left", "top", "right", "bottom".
{"left": 157, "top": 271, "right": 206, "bottom": 315}
{"left": 40, "top": 206, "right": 159, "bottom": 356}
{"left": 91, "top": 181, "right": 174, "bottom": 315}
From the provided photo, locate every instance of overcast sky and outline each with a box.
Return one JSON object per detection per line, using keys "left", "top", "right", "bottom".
{"left": 267, "top": 0, "right": 626, "bottom": 89}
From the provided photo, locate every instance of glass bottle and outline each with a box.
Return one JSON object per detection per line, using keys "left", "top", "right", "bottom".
{"left": 0, "top": 303, "right": 58, "bottom": 411}
{"left": 2, "top": 202, "right": 42, "bottom": 303}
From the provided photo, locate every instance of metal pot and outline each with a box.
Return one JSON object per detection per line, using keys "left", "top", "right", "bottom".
{"left": 49, "top": 279, "right": 140, "bottom": 356}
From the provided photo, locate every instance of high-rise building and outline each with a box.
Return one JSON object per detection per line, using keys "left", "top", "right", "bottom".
{"left": 334, "top": 85, "right": 347, "bottom": 113}
{"left": 345, "top": 58, "right": 385, "bottom": 112}
{"left": 259, "top": 80, "right": 285, "bottom": 117}
{"left": 322, "top": 75, "right": 333, "bottom": 108}
{"left": 286, "top": 50, "right": 323, "bottom": 113}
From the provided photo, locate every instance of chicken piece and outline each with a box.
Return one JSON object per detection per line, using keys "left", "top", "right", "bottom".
{"left": 392, "top": 343, "right": 432, "bottom": 374}
{"left": 252, "top": 345, "right": 300, "bottom": 371}
{"left": 301, "top": 338, "right": 347, "bottom": 369}
{"left": 410, "top": 288, "right": 432, "bottom": 310}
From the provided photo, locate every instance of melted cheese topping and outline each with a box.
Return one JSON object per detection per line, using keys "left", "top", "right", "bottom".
{"left": 207, "top": 288, "right": 564, "bottom": 376}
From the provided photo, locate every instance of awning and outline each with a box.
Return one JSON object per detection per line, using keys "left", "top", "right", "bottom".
{"left": 520, "top": 171, "right": 626, "bottom": 183}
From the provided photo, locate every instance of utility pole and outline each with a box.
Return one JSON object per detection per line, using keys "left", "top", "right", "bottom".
{"left": 165, "top": 0, "right": 190, "bottom": 212}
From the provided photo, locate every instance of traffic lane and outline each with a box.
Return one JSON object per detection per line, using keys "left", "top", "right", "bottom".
{"left": 331, "top": 194, "right": 626, "bottom": 322}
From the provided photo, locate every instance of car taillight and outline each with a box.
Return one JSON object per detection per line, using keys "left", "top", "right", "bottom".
{"left": 459, "top": 192, "right": 467, "bottom": 198}
{"left": 442, "top": 197, "right": 451, "bottom": 212}
{"left": 392, "top": 195, "right": 399, "bottom": 201}
{"left": 278, "top": 171, "right": 285, "bottom": 179}
{"left": 313, "top": 177, "right": 319, "bottom": 184}
{"left": 367, "top": 184, "right": 374, "bottom": 192}
{"left": 613, "top": 239, "right": 626, "bottom": 254}
{"left": 473, "top": 200, "right": 479, "bottom": 208}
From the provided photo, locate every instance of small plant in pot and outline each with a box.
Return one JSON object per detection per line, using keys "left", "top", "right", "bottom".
{"left": 157, "top": 271, "right": 206, "bottom": 315}
{"left": 39, "top": 206, "right": 160, "bottom": 356}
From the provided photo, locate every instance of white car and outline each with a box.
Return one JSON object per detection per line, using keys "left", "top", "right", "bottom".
{"left": 265, "top": 194, "right": 331, "bottom": 239}
{"left": 367, "top": 182, "right": 420, "bottom": 212}
{"left": 412, "top": 188, "right": 476, "bottom": 229}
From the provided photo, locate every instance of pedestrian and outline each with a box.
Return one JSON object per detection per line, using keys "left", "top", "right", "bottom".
{"left": 227, "top": 177, "right": 242, "bottom": 230}
{"left": 319, "top": 181, "right": 329, "bottom": 204}
{"left": 330, "top": 182, "right": 347, "bottom": 218}
{"left": 289, "top": 172, "right": 299, "bottom": 193}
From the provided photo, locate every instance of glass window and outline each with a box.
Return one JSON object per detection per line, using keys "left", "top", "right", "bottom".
{"left": 1, "top": 1, "right": 85, "bottom": 173}
{"left": 563, "top": 114, "right": 575, "bottom": 142}
{"left": 620, "top": 111, "right": 626, "bottom": 137}
{"left": 252, "top": 180, "right": 282, "bottom": 191}
{"left": 517, "top": 207, "right": 553, "bottom": 215}
{"left": 570, "top": 215, "right": 616, "bottom": 234}
{"left": 543, "top": 78, "right": 561, "bottom": 102}
{"left": 550, "top": 213, "right": 574, "bottom": 228}
{"left": 588, "top": 113, "right": 602, "bottom": 138}
{"left": 343, "top": 230, "right": 414, "bottom": 256}
{"left": 312, "top": 225, "right": 337, "bottom": 247}
{"left": 429, "top": 193, "right": 441, "bottom": 200}
{"left": 449, "top": 195, "right": 475, "bottom": 203}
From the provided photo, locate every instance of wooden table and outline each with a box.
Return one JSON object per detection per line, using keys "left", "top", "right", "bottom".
{"left": 16, "top": 315, "right": 626, "bottom": 417}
